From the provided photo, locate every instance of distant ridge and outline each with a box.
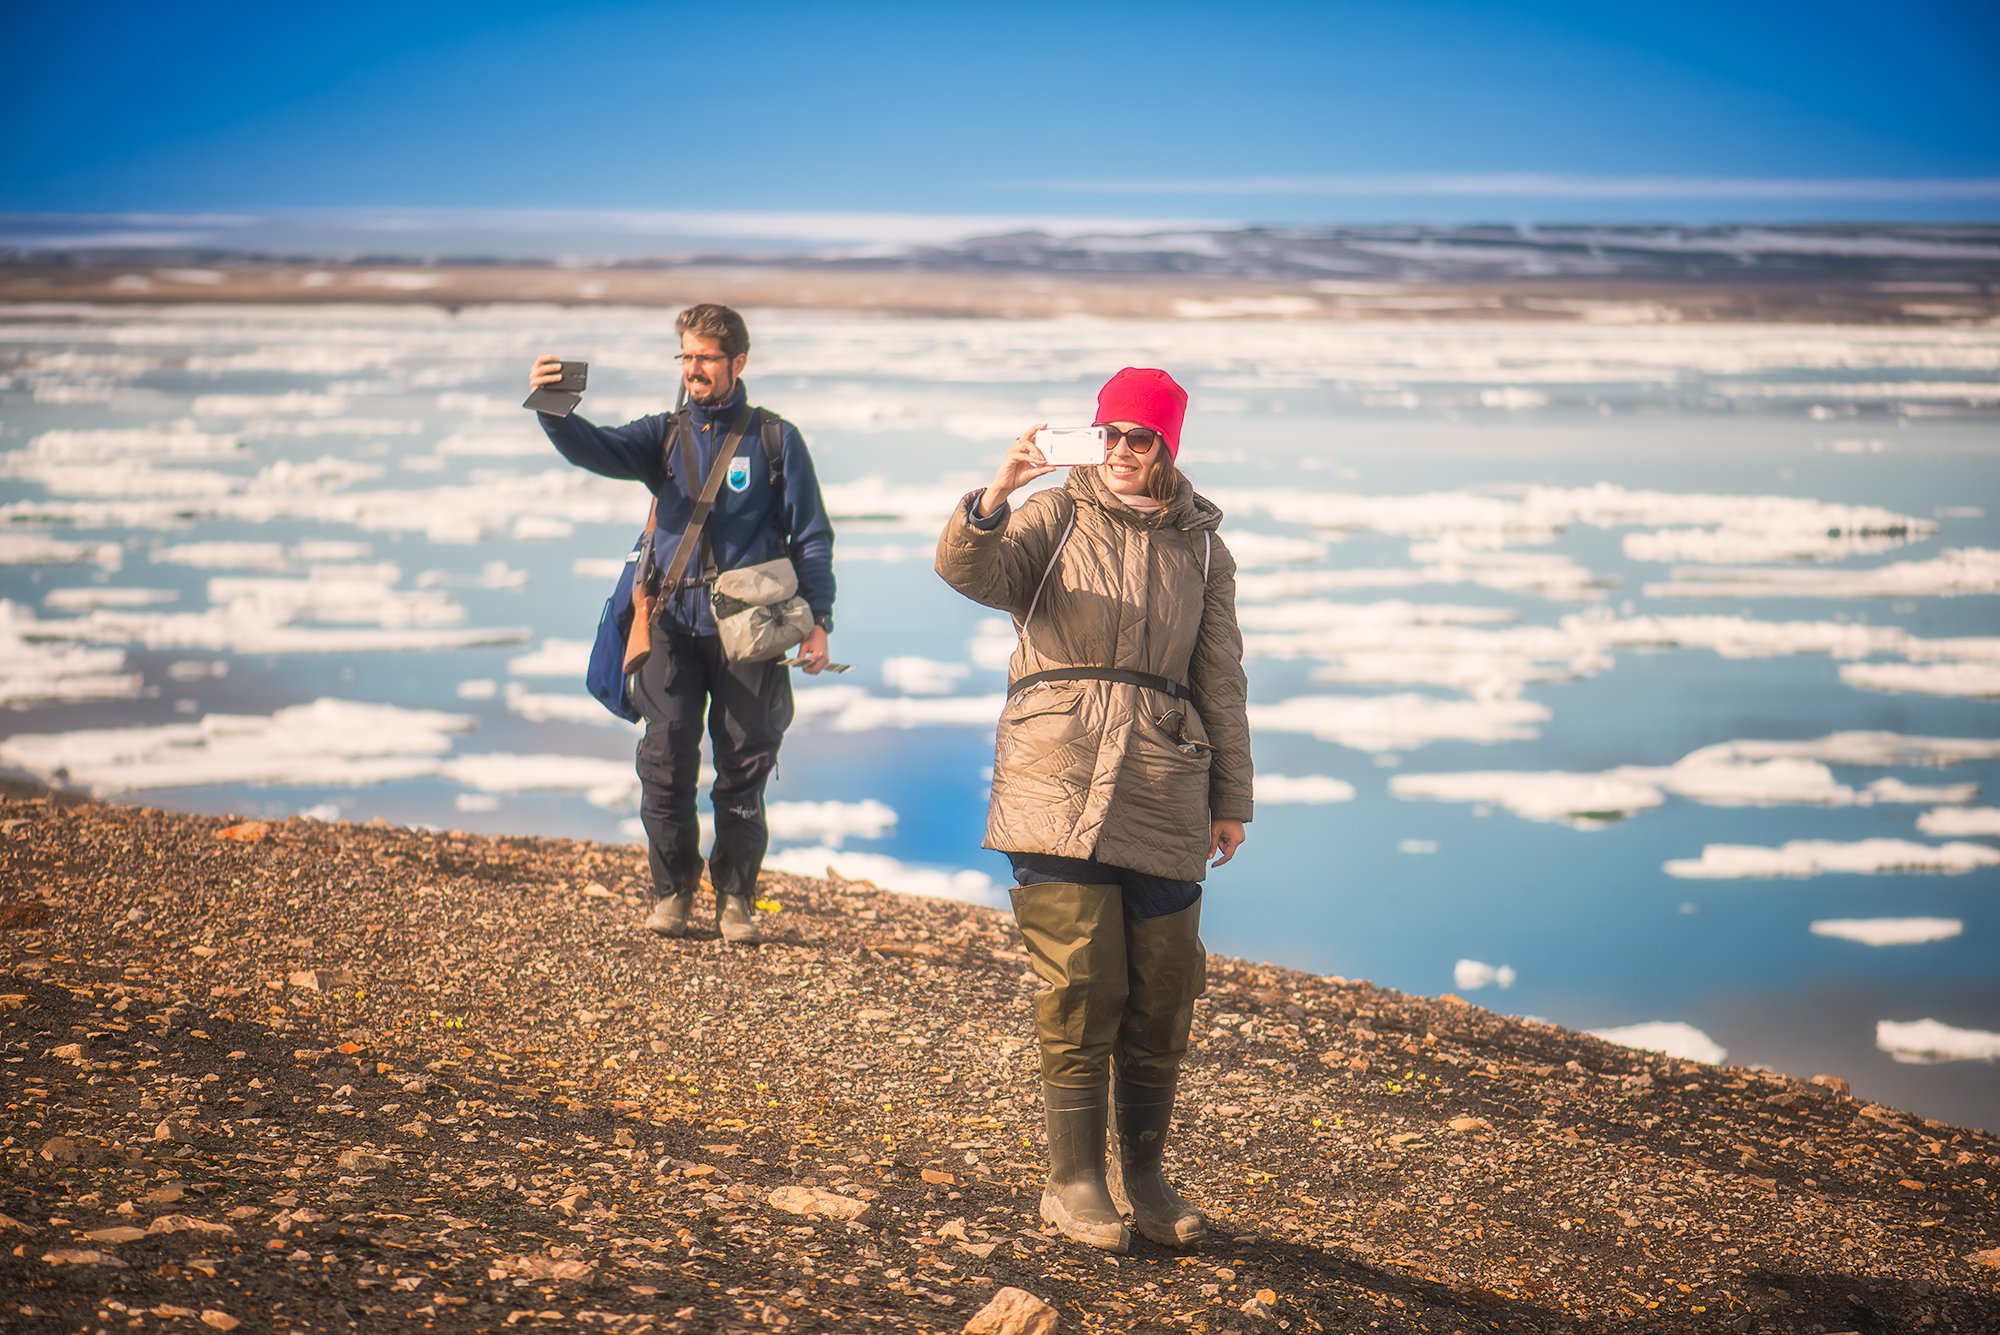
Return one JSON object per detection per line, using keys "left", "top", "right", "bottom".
{"left": 5, "top": 213, "right": 1999, "bottom": 287}
{"left": 868, "top": 223, "right": 2000, "bottom": 285}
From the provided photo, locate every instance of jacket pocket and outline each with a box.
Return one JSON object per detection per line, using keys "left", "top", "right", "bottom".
{"left": 1146, "top": 706, "right": 1213, "bottom": 762}
{"left": 1004, "top": 682, "right": 1088, "bottom": 723}
{"left": 996, "top": 686, "right": 1090, "bottom": 787}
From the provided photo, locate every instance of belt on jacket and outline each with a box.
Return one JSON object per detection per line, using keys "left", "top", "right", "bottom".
{"left": 1008, "top": 667, "right": 1191, "bottom": 701}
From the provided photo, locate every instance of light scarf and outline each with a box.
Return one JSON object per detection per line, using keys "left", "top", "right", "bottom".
{"left": 1100, "top": 477, "right": 1166, "bottom": 516}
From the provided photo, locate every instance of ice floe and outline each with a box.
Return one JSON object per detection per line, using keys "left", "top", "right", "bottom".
{"left": 1840, "top": 662, "right": 2000, "bottom": 698}
{"left": 1646, "top": 548, "right": 2000, "bottom": 600}
{"left": 1207, "top": 481, "right": 1935, "bottom": 567}
{"left": 1664, "top": 838, "right": 2000, "bottom": 880}
{"left": 1247, "top": 693, "right": 1552, "bottom": 752}
{"left": 1394, "top": 731, "right": 1993, "bottom": 827}
{"left": 1235, "top": 548, "right": 1606, "bottom": 603}
{"left": 1393, "top": 771, "right": 1665, "bottom": 827}
{"left": 1810, "top": 918, "right": 1964, "bottom": 946}
{"left": 23, "top": 423, "right": 243, "bottom": 462}
{"left": 500, "top": 682, "right": 632, "bottom": 728}
{"left": 968, "top": 618, "right": 1020, "bottom": 672}
{"left": 880, "top": 657, "right": 971, "bottom": 696}
{"left": 1623, "top": 528, "right": 1917, "bottom": 565}
{"left": 437, "top": 753, "right": 637, "bottom": 810}
{"left": 190, "top": 391, "right": 351, "bottom": 419}
{"left": 433, "top": 430, "right": 553, "bottom": 458}
{"left": 1566, "top": 611, "right": 2000, "bottom": 665}
{"left": 760, "top": 844, "right": 1001, "bottom": 906}
{"left": 508, "top": 639, "right": 592, "bottom": 678}
{"left": 1715, "top": 732, "right": 2000, "bottom": 768}
{"left": 0, "top": 532, "right": 121, "bottom": 570}
{"left": 791, "top": 685, "right": 1004, "bottom": 733}
{"left": 0, "top": 611, "right": 142, "bottom": 707}
{"left": 153, "top": 541, "right": 348, "bottom": 571}
{"left": 6, "top": 593, "right": 525, "bottom": 657}
{"left": 42, "top": 587, "right": 177, "bottom": 612}
{"left": 1587, "top": 1021, "right": 1726, "bottom": 1065}
{"left": 1453, "top": 959, "right": 1516, "bottom": 990}
{"left": 766, "top": 799, "right": 898, "bottom": 847}
{"left": 1916, "top": 806, "right": 2000, "bottom": 837}
{"left": 0, "top": 698, "right": 474, "bottom": 792}
{"left": 1875, "top": 1018, "right": 2000, "bottom": 1064}
{"left": 1253, "top": 774, "right": 1358, "bottom": 804}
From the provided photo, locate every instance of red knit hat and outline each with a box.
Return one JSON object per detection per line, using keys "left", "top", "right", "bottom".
{"left": 1094, "top": 367, "right": 1188, "bottom": 459}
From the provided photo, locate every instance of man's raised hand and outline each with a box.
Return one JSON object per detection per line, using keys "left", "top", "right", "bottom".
{"left": 529, "top": 354, "right": 566, "bottom": 390}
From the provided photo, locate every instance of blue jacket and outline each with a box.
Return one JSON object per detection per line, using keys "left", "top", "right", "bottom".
{"left": 541, "top": 382, "right": 836, "bottom": 636}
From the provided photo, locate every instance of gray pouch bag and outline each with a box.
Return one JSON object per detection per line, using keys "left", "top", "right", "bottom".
{"left": 711, "top": 557, "right": 814, "bottom": 662}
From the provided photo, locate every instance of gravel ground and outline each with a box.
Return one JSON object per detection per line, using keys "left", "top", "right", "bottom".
{"left": 4, "top": 791, "right": 1997, "bottom": 1333}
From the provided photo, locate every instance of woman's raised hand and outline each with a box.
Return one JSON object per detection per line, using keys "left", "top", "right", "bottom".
{"left": 979, "top": 425, "right": 1055, "bottom": 517}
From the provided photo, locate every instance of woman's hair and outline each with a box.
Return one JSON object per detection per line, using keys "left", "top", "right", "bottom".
{"left": 1146, "top": 455, "right": 1183, "bottom": 506}
{"left": 675, "top": 303, "right": 750, "bottom": 358}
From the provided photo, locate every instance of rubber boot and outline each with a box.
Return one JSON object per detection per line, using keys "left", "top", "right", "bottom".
{"left": 644, "top": 891, "right": 693, "bottom": 938}
{"left": 717, "top": 894, "right": 761, "bottom": 945}
{"left": 1011, "top": 881, "right": 1130, "bottom": 1250}
{"left": 1108, "top": 1077, "right": 1205, "bottom": 1246}
{"left": 1039, "top": 1083, "right": 1130, "bottom": 1252}
{"left": 1107, "top": 899, "right": 1207, "bottom": 1245}
{"left": 1009, "top": 881, "right": 1129, "bottom": 1087}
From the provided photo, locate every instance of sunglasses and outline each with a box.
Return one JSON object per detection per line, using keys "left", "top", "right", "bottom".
{"left": 1099, "top": 425, "right": 1163, "bottom": 455}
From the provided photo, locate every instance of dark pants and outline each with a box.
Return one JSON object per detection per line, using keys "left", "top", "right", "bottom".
{"left": 1007, "top": 853, "right": 1203, "bottom": 920}
{"left": 630, "top": 626, "right": 794, "bottom": 903}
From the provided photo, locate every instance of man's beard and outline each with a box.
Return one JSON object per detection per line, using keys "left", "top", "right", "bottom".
{"left": 688, "top": 377, "right": 730, "bottom": 405}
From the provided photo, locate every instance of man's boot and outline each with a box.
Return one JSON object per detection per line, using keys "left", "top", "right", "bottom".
{"left": 1108, "top": 1077, "right": 1204, "bottom": 1246}
{"left": 1040, "top": 1083, "right": 1129, "bottom": 1252}
{"left": 644, "top": 891, "right": 693, "bottom": 938}
{"left": 1010, "top": 881, "right": 1129, "bottom": 1250}
{"left": 1107, "top": 899, "right": 1206, "bottom": 1245}
{"left": 717, "top": 894, "right": 761, "bottom": 945}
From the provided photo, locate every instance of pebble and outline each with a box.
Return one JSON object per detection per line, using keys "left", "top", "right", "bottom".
{"left": 768, "top": 1185, "right": 870, "bottom": 1222}
{"left": 961, "top": 1285, "right": 1058, "bottom": 1335}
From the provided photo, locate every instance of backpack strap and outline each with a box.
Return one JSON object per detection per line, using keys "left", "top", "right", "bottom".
{"left": 759, "top": 411, "right": 785, "bottom": 489}
{"left": 659, "top": 407, "right": 691, "bottom": 491}
{"left": 1020, "top": 489, "right": 1078, "bottom": 641}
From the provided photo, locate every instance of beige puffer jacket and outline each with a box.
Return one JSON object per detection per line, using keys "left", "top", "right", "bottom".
{"left": 936, "top": 466, "right": 1253, "bottom": 881}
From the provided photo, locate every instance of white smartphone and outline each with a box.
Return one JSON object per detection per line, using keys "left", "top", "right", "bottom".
{"left": 1038, "top": 426, "right": 1107, "bottom": 467}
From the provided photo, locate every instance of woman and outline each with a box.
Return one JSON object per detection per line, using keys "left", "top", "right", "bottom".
{"left": 935, "top": 367, "right": 1252, "bottom": 1251}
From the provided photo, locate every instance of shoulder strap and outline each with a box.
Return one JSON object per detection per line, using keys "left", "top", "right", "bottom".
{"left": 659, "top": 407, "right": 758, "bottom": 592}
{"left": 1021, "top": 489, "right": 1077, "bottom": 641}
{"left": 661, "top": 408, "right": 691, "bottom": 492}
{"left": 759, "top": 411, "right": 785, "bottom": 488}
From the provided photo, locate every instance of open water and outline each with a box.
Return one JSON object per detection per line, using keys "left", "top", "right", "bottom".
{"left": 3, "top": 299, "right": 1996, "bottom": 1129}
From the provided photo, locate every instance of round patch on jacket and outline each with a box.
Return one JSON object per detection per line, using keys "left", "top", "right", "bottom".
{"left": 726, "top": 456, "right": 752, "bottom": 493}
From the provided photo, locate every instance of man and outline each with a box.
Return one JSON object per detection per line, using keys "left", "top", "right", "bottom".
{"left": 530, "top": 304, "right": 835, "bottom": 944}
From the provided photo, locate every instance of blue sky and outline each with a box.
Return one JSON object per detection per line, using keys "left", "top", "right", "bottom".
{"left": 8, "top": 0, "right": 1998, "bottom": 227}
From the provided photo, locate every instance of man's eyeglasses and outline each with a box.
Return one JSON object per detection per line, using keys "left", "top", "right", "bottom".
{"left": 676, "top": 352, "right": 731, "bottom": 366}
{"left": 1100, "top": 425, "right": 1163, "bottom": 455}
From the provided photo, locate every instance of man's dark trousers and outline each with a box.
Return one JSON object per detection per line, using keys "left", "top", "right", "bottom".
{"left": 630, "top": 624, "right": 794, "bottom": 903}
